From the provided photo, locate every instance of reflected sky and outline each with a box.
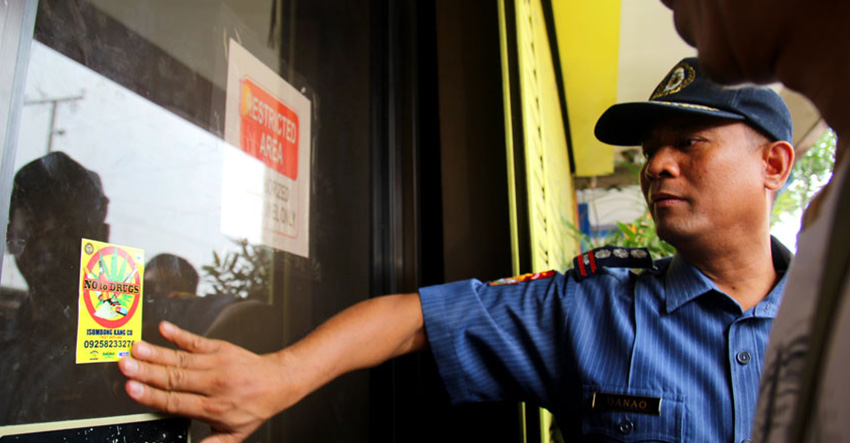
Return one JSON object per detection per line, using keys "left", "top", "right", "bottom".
{"left": 8, "top": 41, "right": 262, "bottom": 295}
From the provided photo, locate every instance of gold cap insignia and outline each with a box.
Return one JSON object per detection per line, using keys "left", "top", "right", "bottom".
{"left": 651, "top": 62, "right": 696, "bottom": 100}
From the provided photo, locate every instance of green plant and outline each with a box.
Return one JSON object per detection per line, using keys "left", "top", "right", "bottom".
{"left": 607, "top": 213, "right": 677, "bottom": 258}
{"left": 565, "top": 211, "right": 676, "bottom": 261}
{"left": 771, "top": 129, "right": 836, "bottom": 226}
{"left": 202, "top": 239, "right": 272, "bottom": 302}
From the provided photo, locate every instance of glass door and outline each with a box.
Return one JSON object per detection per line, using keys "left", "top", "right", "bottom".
{"left": 0, "top": 0, "right": 375, "bottom": 441}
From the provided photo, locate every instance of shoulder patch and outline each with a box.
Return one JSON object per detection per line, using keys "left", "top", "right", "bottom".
{"left": 488, "top": 270, "right": 555, "bottom": 286}
{"left": 572, "top": 246, "right": 653, "bottom": 281}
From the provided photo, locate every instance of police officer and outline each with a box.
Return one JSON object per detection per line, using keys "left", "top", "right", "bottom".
{"left": 118, "top": 58, "right": 795, "bottom": 442}
{"left": 659, "top": 1, "right": 850, "bottom": 441}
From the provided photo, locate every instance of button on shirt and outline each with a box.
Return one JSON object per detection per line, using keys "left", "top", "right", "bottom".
{"left": 419, "top": 243, "right": 789, "bottom": 442}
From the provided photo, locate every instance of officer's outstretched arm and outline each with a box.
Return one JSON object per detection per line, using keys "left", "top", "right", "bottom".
{"left": 118, "top": 293, "right": 426, "bottom": 443}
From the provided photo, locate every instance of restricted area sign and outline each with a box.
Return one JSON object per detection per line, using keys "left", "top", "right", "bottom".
{"left": 76, "top": 239, "right": 145, "bottom": 364}
{"left": 240, "top": 78, "right": 300, "bottom": 180}
{"left": 224, "top": 39, "right": 312, "bottom": 257}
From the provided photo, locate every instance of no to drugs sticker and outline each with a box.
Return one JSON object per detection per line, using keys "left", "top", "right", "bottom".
{"left": 76, "top": 239, "right": 144, "bottom": 364}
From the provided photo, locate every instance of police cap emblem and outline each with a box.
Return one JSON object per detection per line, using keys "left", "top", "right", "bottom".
{"left": 651, "top": 61, "right": 696, "bottom": 100}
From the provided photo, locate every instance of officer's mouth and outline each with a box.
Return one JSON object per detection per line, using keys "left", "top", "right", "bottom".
{"left": 650, "top": 192, "right": 686, "bottom": 209}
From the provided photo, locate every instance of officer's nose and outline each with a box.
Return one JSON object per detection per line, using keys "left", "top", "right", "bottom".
{"left": 642, "top": 146, "right": 681, "bottom": 181}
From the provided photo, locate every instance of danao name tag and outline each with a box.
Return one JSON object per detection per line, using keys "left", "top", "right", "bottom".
{"left": 592, "top": 392, "right": 662, "bottom": 416}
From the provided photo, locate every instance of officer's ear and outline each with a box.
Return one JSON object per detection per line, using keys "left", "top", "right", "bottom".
{"left": 762, "top": 140, "right": 795, "bottom": 192}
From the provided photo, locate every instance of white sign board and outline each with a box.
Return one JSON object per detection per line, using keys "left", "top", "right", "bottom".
{"left": 223, "top": 39, "right": 312, "bottom": 257}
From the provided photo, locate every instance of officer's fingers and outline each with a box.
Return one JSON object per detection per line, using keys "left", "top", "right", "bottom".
{"left": 119, "top": 356, "right": 212, "bottom": 394}
{"left": 158, "top": 321, "right": 222, "bottom": 355}
{"left": 125, "top": 380, "right": 211, "bottom": 420}
{"left": 128, "top": 340, "right": 211, "bottom": 372}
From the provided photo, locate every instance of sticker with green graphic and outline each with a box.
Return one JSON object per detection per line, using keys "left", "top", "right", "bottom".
{"left": 76, "top": 239, "right": 144, "bottom": 364}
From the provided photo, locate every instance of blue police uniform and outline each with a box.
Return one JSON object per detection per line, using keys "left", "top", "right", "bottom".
{"left": 419, "top": 238, "right": 790, "bottom": 442}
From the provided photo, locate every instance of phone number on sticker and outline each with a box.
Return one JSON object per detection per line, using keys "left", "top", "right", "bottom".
{"left": 83, "top": 339, "right": 135, "bottom": 349}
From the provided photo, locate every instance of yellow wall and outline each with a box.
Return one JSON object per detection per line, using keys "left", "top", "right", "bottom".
{"left": 509, "top": 0, "right": 580, "bottom": 274}
{"left": 551, "top": 0, "right": 620, "bottom": 177}
{"left": 499, "top": 0, "right": 583, "bottom": 438}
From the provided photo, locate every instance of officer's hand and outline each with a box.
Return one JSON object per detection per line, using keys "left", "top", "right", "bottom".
{"left": 119, "top": 321, "right": 294, "bottom": 443}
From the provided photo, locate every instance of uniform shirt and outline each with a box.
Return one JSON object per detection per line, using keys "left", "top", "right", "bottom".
{"left": 420, "top": 240, "right": 789, "bottom": 442}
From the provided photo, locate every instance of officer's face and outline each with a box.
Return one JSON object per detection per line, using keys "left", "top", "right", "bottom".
{"left": 7, "top": 208, "right": 69, "bottom": 288}
{"left": 640, "top": 117, "right": 770, "bottom": 247}
{"left": 7, "top": 207, "right": 103, "bottom": 297}
{"left": 660, "top": 0, "right": 790, "bottom": 85}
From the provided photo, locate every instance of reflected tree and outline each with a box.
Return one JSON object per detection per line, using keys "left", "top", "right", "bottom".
{"left": 202, "top": 239, "right": 272, "bottom": 303}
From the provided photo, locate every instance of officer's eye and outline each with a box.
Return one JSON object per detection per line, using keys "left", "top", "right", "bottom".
{"left": 640, "top": 144, "right": 657, "bottom": 159}
{"left": 675, "top": 138, "right": 701, "bottom": 149}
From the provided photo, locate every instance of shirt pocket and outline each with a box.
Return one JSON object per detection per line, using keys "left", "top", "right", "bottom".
{"left": 581, "top": 384, "right": 685, "bottom": 442}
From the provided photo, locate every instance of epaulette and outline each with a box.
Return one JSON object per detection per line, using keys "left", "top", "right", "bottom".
{"left": 572, "top": 245, "right": 653, "bottom": 281}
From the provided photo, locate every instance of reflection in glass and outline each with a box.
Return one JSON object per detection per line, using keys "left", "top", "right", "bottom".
{"left": 0, "top": 41, "right": 276, "bottom": 426}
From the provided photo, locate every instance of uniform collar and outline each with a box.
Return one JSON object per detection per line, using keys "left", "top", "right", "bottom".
{"left": 664, "top": 254, "right": 718, "bottom": 314}
{"left": 664, "top": 236, "right": 792, "bottom": 316}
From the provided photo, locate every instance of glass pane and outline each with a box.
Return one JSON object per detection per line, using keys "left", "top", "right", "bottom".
{"left": 0, "top": 1, "right": 373, "bottom": 441}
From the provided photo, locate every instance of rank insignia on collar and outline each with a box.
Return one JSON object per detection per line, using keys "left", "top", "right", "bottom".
{"left": 488, "top": 270, "right": 556, "bottom": 286}
{"left": 572, "top": 246, "right": 653, "bottom": 281}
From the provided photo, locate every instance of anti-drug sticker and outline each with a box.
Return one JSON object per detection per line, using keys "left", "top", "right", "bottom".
{"left": 76, "top": 239, "right": 144, "bottom": 364}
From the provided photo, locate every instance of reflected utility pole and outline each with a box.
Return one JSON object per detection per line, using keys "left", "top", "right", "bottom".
{"left": 23, "top": 93, "right": 84, "bottom": 153}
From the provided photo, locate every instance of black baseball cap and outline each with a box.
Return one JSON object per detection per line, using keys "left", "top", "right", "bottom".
{"left": 594, "top": 57, "right": 792, "bottom": 146}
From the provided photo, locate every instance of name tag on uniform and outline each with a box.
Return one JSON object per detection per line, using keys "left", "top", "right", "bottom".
{"left": 592, "top": 392, "right": 662, "bottom": 416}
